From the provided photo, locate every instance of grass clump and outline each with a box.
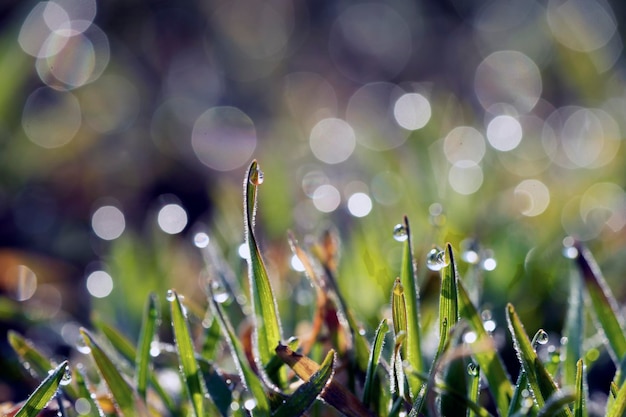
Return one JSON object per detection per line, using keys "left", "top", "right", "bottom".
{"left": 5, "top": 160, "right": 626, "bottom": 417}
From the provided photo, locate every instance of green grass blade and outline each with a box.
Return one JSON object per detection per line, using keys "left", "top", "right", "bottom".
{"left": 608, "top": 379, "right": 626, "bottom": 417}
{"left": 14, "top": 361, "right": 68, "bottom": 417}
{"left": 563, "top": 268, "right": 585, "bottom": 388}
{"left": 8, "top": 331, "right": 79, "bottom": 400}
{"left": 197, "top": 357, "right": 232, "bottom": 417}
{"left": 92, "top": 318, "right": 175, "bottom": 413}
{"left": 135, "top": 292, "right": 159, "bottom": 401}
{"left": 80, "top": 328, "right": 138, "bottom": 416}
{"left": 398, "top": 216, "right": 424, "bottom": 394}
{"left": 208, "top": 281, "right": 271, "bottom": 417}
{"left": 575, "top": 243, "right": 626, "bottom": 364}
{"left": 574, "top": 359, "right": 588, "bottom": 417}
{"left": 362, "top": 319, "right": 389, "bottom": 408}
{"left": 74, "top": 365, "right": 104, "bottom": 417}
{"left": 392, "top": 278, "right": 408, "bottom": 337}
{"left": 169, "top": 289, "right": 207, "bottom": 417}
{"left": 439, "top": 243, "right": 459, "bottom": 353}
{"left": 272, "top": 350, "right": 335, "bottom": 417}
{"left": 244, "top": 160, "right": 284, "bottom": 378}
{"left": 506, "top": 304, "right": 572, "bottom": 417}
{"left": 467, "top": 362, "right": 480, "bottom": 417}
{"left": 536, "top": 392, "right": 577, "bottom": 417}
{"left": 457, "top": 279, "right": 512, "bottom": 416}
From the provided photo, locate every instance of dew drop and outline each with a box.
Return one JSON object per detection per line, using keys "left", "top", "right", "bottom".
{"left": 484, "top": 320, "right": 496, "bottom": 333}
{"left": 60, "top": 367, "right": 72, "bottom": 386}
{"left": 426, "top": 247, "right": 447, "bottom": 271}
{"left": 467, "top": 362, "right": 479, "bottom": 376}
{"left": 463, "top": 331, "right": 477, "bottom": 344}
{"left": 249, "top": 166, "right": 264, "bottom": 185}
{"left": 393, "top": 224, "right": 408, "bottom": 241}
{"left": 211, "top": 281, "right": 232, "bottom": 304}
{"left": 166, "top": 289, "right": 176, "bottom": 302}
{"left": 536, "top": 329, "right": 549, "bottom": 345}
{"left": 193, "top": 232, "right": 210, "bottom": 248}
{"left": 243, "top": 398, "right": 257, "bottom": 411}
{"left": 76, "top": 337, "right": 91, "bottom": 354}
{"left": 562, "top": 236, "right": 578, "bottom": 259}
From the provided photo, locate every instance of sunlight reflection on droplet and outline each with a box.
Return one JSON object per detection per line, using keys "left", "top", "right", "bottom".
{"left": 486, "top": 115, "right": 523, "bottom": 151}
{"left": 347, "top": 192, "right": 372, "bottom": 218}
{"left": 191, "top": 106, "right": 257, "bottom": 171}
{"left": 22, "top": 87, "right": 81, "bottom": 148}
{"left": 514, "top": 179, "right": 550, "bottom": 217}
{"left": 290, "top": 255, "right": 305, "bottom": 272}
{"left": 393, "top": 93, "right": 431, "bottom": 130}
{"left": 443, "top": 126, "right": 486, "bottom": 164}
{"left": 475, "top": 50, "right": 542, "bottom": 113}
{"left": 312, "top": 184, "right": 341, "bottom": 213}
{"left": 448, "top": 161, "right": 484, "bottom": 195}
{"left": 157, "top": 204, "right": 188, "bottom": 234}
{"left": 86, "top": 270, "right": 113, "bottom": 298}
{"left": 91, "top": 205, "right": 125, "bottom": 240}
{"left": 309, "top": 118, "right": 356, "bottom": 164}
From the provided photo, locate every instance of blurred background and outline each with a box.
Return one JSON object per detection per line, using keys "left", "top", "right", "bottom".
{"left": 1, "top": 0, "right": 626, "bottom": 405}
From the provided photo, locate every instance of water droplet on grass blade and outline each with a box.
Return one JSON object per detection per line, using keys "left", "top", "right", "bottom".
{"left": 211, "top": 281, "right": 232, "bottom": 304}
{"left": 536, "top": 329, "right": 549, "bottom": 345}
{"left": 426, "top": 247, "right": 447, "bottom": 271}
{"left": 467, "top": 362, "right": 479, "bottom": 376}
{"left": 60, "top": 366, "right": 72, "bottom": 385}
{"left": 166, "top": 289, "right": 176, "bottom": 302}
{"left": 76, "top": 336, "right": 91, "bottom": 354}
{"left": 249, "top": 166, "right": 264, "bottom": 185}
{"left": 392, "top": 224, "right": 408, "bottom": 241}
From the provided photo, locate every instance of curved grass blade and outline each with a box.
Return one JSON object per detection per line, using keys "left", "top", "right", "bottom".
{"left": 197, "top": 357, "right": 232, "bottom": 417}
{"left": 169, "top": 289, "right": 207, "bottom": 417}
{"left": 439, "top": 243, "right": 459, "bottom": 354}
{"left": 135, "top": 292, "right": 159, "bottom": 402}
{"left": 74, "top": 365, "right": 104, "bottom": 417}
{"left": 208, "top": 281, "right": 271, "bottom": 417}
{"left": 14, "top": 361, "right": 68, "bottom": 417}
{"left": 8, "top": 330, "right": 79, "bottom": 401}
{"left": 575, "top": 243, "right": 626, "bottom": 364}
{"left": 573, "top": 359, "right": 588, "bottom": 417}
{"left": 92, "top": 317, "right": 175, "bottom": 413}
{"left": 398, "top": 216, "right": 424, "bottom": 395}
{"left": 276, "top": 343, "right": 375, "bottom": 417}
{"left": 363, "top": 319, "right": 389, "bottom": 408}
{"left": 244, "top": 160, "right": 284, "bottom": 381}
{"left": 506, "top": 304, "right": 572, "bottom": 417}
{"left": 272, "top": 350, "right": 335, "bottom": 417}
{"left": 536, "top": 391, "right": 577, "bottom": 417}
{"left": 457, "top": 279, "right": 512, "bottom": 416}
{"left": 80, "top": 328, "right": 139, "bottom": 417}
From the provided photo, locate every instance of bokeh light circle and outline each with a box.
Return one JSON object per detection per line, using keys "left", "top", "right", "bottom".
{"left": 486, "top": 115, "right": 523, "bottom": 151}
{"left": 312, "top": 184, "right": 341, "bottom": 213}
{"left": 443, "top": 126, "right": 486, "bottom": 164}
{"left": 475, "top": 50, "right": 542, "bottom": 113}
{"left": 547, "top": 0, "right": 616, "bottom": 52}
{"left": 22, "top": 87, "right": 81, "bottom": 148}
{"left": 448, "top": 161, "right": 484, "bottom": 195}
{"left": 91, "top": 205, "right": 125, "bottom": 240}
{"left": 191, "top": 106, "right": 257, "bottom": 171}
{"left": 514, "top": 179, "right": 550, "bottom": 217}
{"left": 309, "top": 118, "right": 356, "bottom": 164}
{"left": 86, "top": 270, "right": 113, "bottom": 298}
{"left": 157, "top": 204, "right": 188, "bottom": 235}
{"left": 393, "top": 93, "right": 432, "bottom": 130}
{"left": 347, "top": 192, "right": 373, "bottom": 217}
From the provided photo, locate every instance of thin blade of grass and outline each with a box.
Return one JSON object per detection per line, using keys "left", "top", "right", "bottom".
{"left": 457, "top": 279, "right": 512, "bottom": 416}
{"left": 14, "top": 361, "right": 68, "bottom": 417}
{"left": 607, "top": 379, "right": 626, "bottom": 417}
{"left": 74, "top": 365, "right": 105, "bottom": 417}
{"left": 244, "top": 160, "right": 284, "bottom": 381}
{"left": 92, "top": 317, "right": 176, "bottom": 413}
{"left": 197, "top": 357, "right": 232, "bottom": 417}
{"left": 276, "top": 343, "right": 375, "bottom": 417}
{"left": 575, "top": 243, "right": 626, "bottom": 365}
{"left": 536, "top": 391, "right": 577, "bottom": 417}
{"left": 439, "top": 243, "right": 459, "bottom": 354}
{"left": 507, "top": 371, "right": 537, "bottom": 416}
{"left": 574, "top": 359, "right": 588, "bottom": 417}
{"left": 80, "top": 328, "right": 138, "bottom": 417}
{"left": 362, "top": 319, "right": 389, "bottom": 408}
{"left": 169, "top": 289, "right": 207, "bottom": 417}
{"left": 391, "top": 278, "right": 407, "bottom": 398}
{"left": 272, "top": 350, "right": 335, "bottom": 417}
{"left": 506, "top": 304, "right": 572, "bottom": 417}
{"left": 7, "top": 331, "right": 79, "bottom": 400}
{"left": 467, "top": 362, "right": 480, "bottom": 417}
{"left": 208, "top": 281, "right": 271, "bottom": 417}
{"left": 135, "top": 292, "right": 159, "bottom": 402}
{"left": 398, "top": 216, "right": 424, "bottom": 395}
{"left": 563, "top": 268, "right": 585, "bottom": 388}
